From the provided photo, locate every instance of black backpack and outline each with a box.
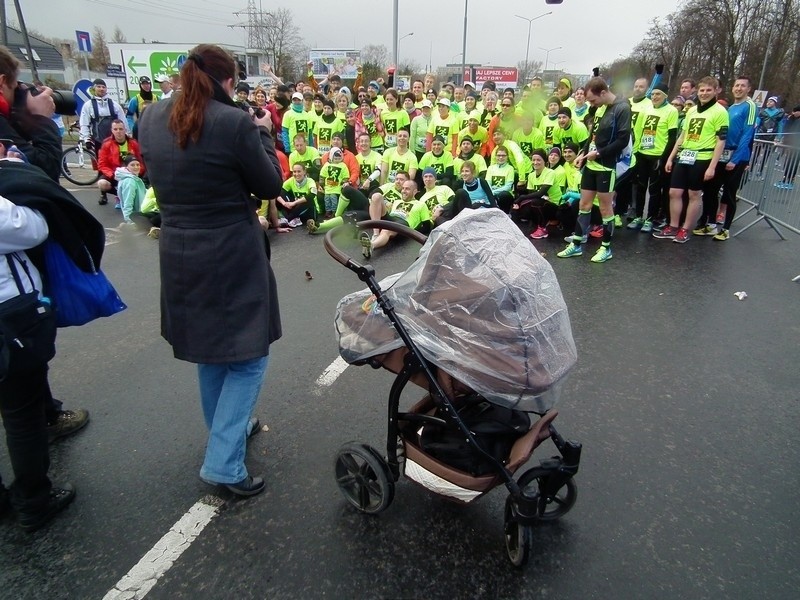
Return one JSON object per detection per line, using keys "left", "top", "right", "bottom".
{"left": 418, "top": 396, "right": 531, "bottom": 476}
{"left": 90, "top": 98, "right": 119, "bottom": 143}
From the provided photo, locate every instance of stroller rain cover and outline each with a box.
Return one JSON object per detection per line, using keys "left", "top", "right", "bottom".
{"left": 334, "top": 208, "right": 577, "bottom": 413}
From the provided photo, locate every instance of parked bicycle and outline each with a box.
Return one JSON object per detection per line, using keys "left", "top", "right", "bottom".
{"left": 60, "top": 137, "right": 100, "bottom": 185}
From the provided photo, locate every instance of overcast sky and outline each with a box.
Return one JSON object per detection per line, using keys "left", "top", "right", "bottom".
{"left": 16, "top": 0, "right": 676, "bottom": 75}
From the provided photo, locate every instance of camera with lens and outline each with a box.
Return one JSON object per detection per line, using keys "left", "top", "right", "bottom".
{"left": 16, "top": 82, "right": 78, "bottom": 116}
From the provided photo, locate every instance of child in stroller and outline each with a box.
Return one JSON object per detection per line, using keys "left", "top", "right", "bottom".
{"left": 326, "top": 208, "right": 582, "bottom": 567}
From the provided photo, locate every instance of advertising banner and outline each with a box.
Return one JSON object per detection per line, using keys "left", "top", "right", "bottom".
{"left": 464, "top": 67, "right": 518, "bottom": 89}
{"left": 309, "top": 49, "right": 361, "bottom": 80}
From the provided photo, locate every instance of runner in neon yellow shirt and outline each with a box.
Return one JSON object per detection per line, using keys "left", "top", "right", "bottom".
{"left": 380, "top": 129, "right": 418, "bottom": 183}
{"left": 418, "top": 136, "right": 455, "bottom": 187}
{"left": 657, "top": 76, "right": 729, "bottom": 243}
{"left": 556, "top": 78, "right": 577, "bottom": 112}
{"left": 380, "top": 89, "right": 411, "bottom": 150}
{"left": 289, "top": 134, "right": 322, "bottom": 181}
{"left": 516, "top": 149, "right": 562, "bottom": 239}
{"left": 553, "top": 107, "right": 590, "bottom": 149}
{"left": 512, "top": 113, "right": 546, "bottom": 160}
{"left": 453, "top": 137, "right": 488, "bottom": 177}
{"left": 489, "top": 130, "right": 529, "bottom": 187}
{"left": 486, "top": 146, "right": 517, "bottom": 212}
{"left": 360, "top": 179, "right": 429, "bottom": 257}
{"left": 318, "top": 148, "right": 351, "bottom": 217}
{"left": 314, "top": 99, "right": 345, "bottom": 153}
{"left": 425, "top": 98, "right": 459, "bottom": 156}
{"left": 539, "top": 97, "right": 562, "bottom": 150}
{"left": 410, "top": 100, "right": 433, "bottom": 160}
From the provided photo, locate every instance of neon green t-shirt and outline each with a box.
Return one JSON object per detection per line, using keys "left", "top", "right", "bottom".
{"left": 458, "top": 108, "right": 481, "bottom": 130}
{"left": 538, "top": 115, "right": 560, "bottom": 149}
{"left": 490, "top": 139, "right": 530, "bottom": 180}
{"left": 427, "top": 112, "right": 459, "bottom": 146}
{"left": 378, "top": 181, "right": 404, "bottom": 203}
{"left": 283, "top": 110, "right": 316, "bottom": 152}
{"left": 458, "top": 126, "right": 489, "bottom": 154}
{"left": 679, "top": 103, "right": 729, "bottom": 161}
{"left": 410, "top": 114, "right": 432, "bottom": 154}
{"left": 526, "top": 167, "right": 561, "bottom": 204}
{"left": 453, "top": 153, "right": 488, "bottom": 177}
{"left": 389, "top": 198, "right": 430, "bottom": 230}
{"left": 479, "top": 108, "right": 499, "bottom": 128}
{"left": 282, "top": 176, "right": 317, "bottom": 201}
{"left": 419, "top": 185, "right": 455, "bottom": 212}
{"left": 629, "top": 97, "right": 653, "bottom": 131}
{"left": 563, "top": 162, "right": 581, "bottom": 192}
{"left": 485, "top": 162, "right": 516, "bottom": 194}
{"left": 512, "top": 128, "right": 546, "bottom": 158}
{"left": 380, "top": 108, "right": 411, "bottom": 149}
{"left": 638, "top": 102, "right": 679, "bottom": 156}
{"left": 381, "top": 147, "right": 419, "bottom": 182}
{"left": 289, "top": 147, "right": 321, "bottom": 173}
{"left": 418, "top": 151, "right": 454, "bottom": 183}
{"left": 314, "top": 116, "right": 344, "bottom": 153}
{"left": 553, "top": 120, "right": 590, "bottom": 149}
{"left": 319, "top": 162, "right": 350, "bottom": 195}
{"left": 356, "top": 151, "right": 383, "bottom": 183}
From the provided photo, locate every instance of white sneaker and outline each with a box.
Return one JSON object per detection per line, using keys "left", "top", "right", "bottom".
{"left": 278, "top": 217, "right": 289, "bottom": 227}
{"left": 288, "top": 218, "right": 303, "bottom": 228}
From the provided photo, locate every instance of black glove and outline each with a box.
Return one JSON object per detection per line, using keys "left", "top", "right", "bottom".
{"left": 592, "top": 67, "right": 600, "bottom": 77}
{"left": 655, "top": 64, "right": 664, "bottom": 75}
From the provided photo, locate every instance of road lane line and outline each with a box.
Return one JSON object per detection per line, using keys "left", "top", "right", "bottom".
{"left": 313, "top": 356, "right": 349, "bottom": 394}
{"left": 102, "top": 495, "right": 224, "bottom": 599}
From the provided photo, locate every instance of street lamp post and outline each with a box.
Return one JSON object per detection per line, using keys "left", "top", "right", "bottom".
{"left": 539, "top": 45, "right": 562, "bottom": 74}
{"left": 398, "top": 32, "right": 414, "bottom": 68}
{"left": 461, "top": 0, "right": 468, "bottom": 87}
{"left": 515, "top": 11, "right": 552, "bottom": 82}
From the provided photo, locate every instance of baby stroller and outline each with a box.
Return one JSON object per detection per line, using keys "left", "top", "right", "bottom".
{"left": 325, "top": 208, "right": 582, "bottom": 567}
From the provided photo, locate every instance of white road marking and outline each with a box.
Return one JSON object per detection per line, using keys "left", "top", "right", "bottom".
{"left": 313, "top": 356, "right": 349, "bottom": 394}
{"left": 102, "top": 495, "right": 224, "bottom": 600}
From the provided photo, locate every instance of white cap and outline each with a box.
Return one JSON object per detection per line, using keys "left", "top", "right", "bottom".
{"left": 155, "top": 74, "right": 170, "bottom": 83}
{"left": 464, "top": 81, "right": 475, "bottom": 89}
{"left": 292, "top": 92, "right": 304, "bottom": 100}
{"left": 436, "top": 97, "right": 451, "bottom": 107}
{"left": 420, "top": 99, "right": 433, "bottom": 108}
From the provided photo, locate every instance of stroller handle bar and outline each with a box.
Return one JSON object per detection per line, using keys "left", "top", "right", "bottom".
{"left": 323, "top": 220, "right": 428, "bottom": 268}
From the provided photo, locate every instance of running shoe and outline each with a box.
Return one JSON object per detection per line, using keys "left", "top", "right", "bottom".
{"left": 627, "top": 217, "right": 644, "bottom": 230}
{"left": 288, "top": 218, "right": 303, "bottom": 228}
{"left": 652, "top": 219, "right": 667, "bottom": 232}
{"left": 640, "top": 219, "right": 653, "bottom": 233}
{"left": 557, "top": 242, "right": 583, "bottom": 258}
{"left": 590, "top": 245, "right": 613, "bottom": 263}
{"left": 673, "top": 228, "right": 690, "bottom": 243}
{"left": 614, "top": 215, "right": 623, "bottom": 228}
{"left": 306, "top": 219, "right": 318, "bottom": 234}
{"left": 652, "top": 225, "right": 678, "bottom": 239}
{"left": 564, "top": 234, "right": 588, "bottom": 243}
{"left": 359, "top": 231, "right": 372, "bottom": 258}
{"left": 692, "top": 224, "right": 717, "bottom": 236}
{"left": 713, "top": 229, "right": 730, "bottom": 241}
{"left": 278, "top": 217, "right": 289, "bottom": 227}
{"left": 588, "top": 225, "right": 604, "bottom": 238}
{"left": 529, "top": 226, "right": 548, "bottom": 239}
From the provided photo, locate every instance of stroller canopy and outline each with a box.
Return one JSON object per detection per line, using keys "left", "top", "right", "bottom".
{"left": 335, "top": 208, "right": 577, "bottom": 412}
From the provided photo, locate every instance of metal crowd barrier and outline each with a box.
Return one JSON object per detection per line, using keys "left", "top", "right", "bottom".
{"left": 735, "top": 135, "right": 799, "bottom": 241}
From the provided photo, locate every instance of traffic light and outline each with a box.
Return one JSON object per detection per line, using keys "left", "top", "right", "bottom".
{"left": 545, "top": 1, "right": 564, "bottom": 4}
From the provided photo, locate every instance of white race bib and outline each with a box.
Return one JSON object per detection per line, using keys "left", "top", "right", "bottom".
{"left": 721, "top": 149, "right": 733, "bottom": 163}
{"left": 385, "top": 134, "right": 397, "bottom": 147}
{"left": 640, "top": 135, "right": 655, "bottom": 150}
{"left": 678, "top": 149, "right": 697, "bottom": 165}
{"left": 588, "top": 142, "right": 597, "bottom": 154}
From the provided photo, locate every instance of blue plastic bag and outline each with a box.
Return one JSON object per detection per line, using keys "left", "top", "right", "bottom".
{"left": 43, "top": 239, "right": 127, "bottom": 327}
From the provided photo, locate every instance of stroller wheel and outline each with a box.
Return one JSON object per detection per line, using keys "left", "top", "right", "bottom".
{"left": 334, "top": 442, "right": 395, "bottom": 514}
{"left": 517, "top": 466, "right": 578, "bottom": 521}
{"left": 504, "top": 496, "right": 532, "bottom": 568}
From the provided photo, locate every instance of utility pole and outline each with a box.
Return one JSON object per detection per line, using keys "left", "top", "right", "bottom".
{"left": 461, "top": 0, "right": 468, "bottom": 85}
{"left": 515, "top": 12, "right": 551, "bottom": 83}
{"left": 392, "top": 0, "right": 399, "bottom": 67}
{"left": 1, "top": 1, "right": 7, "bottom": 47}
{"left": 13, "top": 0, "right": 39, "bottom": 82}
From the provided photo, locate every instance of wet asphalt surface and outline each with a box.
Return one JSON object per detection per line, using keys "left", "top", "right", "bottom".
{"left": 1, "top": 186, "right": 798, "bottom": 599}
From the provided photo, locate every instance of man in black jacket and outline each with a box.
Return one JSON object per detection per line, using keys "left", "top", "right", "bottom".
{"left": 558, "top": 76, "right": 631, "bottom": 263}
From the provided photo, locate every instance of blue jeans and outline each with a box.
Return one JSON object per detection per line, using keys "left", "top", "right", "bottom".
{"left": 197, "top": 356, "right": 269, "bottom": 484}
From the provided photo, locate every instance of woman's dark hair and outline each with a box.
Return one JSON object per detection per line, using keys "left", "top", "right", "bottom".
{"left": 169, "top": 44, "right": 236, "bottom": 148}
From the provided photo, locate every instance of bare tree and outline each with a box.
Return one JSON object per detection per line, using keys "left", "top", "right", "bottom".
{"left": 360, "top": 44, "right": 389, "bottom": 83}
{"left": 259, "top": 8, "right": 303, "bottom": 81}
{"left": 89, "top": 26, "right": 110, "bottom": 71}
{"left": 111, "top": 26, "right": 127, "bottom": 44}
{"left": 516, "top": 59, "right": 544, "bottom": 85}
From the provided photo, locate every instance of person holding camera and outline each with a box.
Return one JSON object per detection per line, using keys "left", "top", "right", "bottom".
{"left": 0, "top": 46, "right": 90, "bottom": 443}
{"left": 79, "top": 78, "right": 130, "bottom": 151}
{"left": 139, "top": 44, "right": 283, "bottom": 497}
{"left": 0, "top": 47, "right": 62, "bottom": 182}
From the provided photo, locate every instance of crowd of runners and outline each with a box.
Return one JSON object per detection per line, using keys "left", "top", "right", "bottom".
{"left": 98, "top": 60, "right": 800, "bottom": 263}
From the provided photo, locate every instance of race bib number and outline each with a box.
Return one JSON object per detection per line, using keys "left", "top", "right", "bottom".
{"left": 385, "top": 134, "right": 397, "bottom": 147}
{"left": 416, "top": 137, "right": 426, "bottom": 151}
{"left": 721, "top": 149, "right": 733, "bottom": 163}
{"left": 319, "top": 144, "right": 331, "bottom": 153}
{"left": 678, "top": 149, "right": 697, "bottom": 165}
{"left": 588, "top": 142, "right": 597, "bottom": 154}
{"left": 640, "top": 135, "right": 655, "bottom": 150}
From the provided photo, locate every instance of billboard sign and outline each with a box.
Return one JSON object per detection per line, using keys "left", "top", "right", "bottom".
{"left": 309, "top": 49, "right": 361, "bottom": 81}
{"left": 464, "top": 67, "right": 518, "bottom": 89}
{"left": 108, "top": 43, "right": 194, "bottom": 98}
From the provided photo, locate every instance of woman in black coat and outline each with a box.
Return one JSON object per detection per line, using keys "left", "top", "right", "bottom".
{"left": 139, "top": 44, "right": 283, "bottom": 497}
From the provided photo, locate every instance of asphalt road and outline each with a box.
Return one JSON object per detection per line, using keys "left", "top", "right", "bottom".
{"left": 1, "top": 185, "right": 798, "bottom": 600}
